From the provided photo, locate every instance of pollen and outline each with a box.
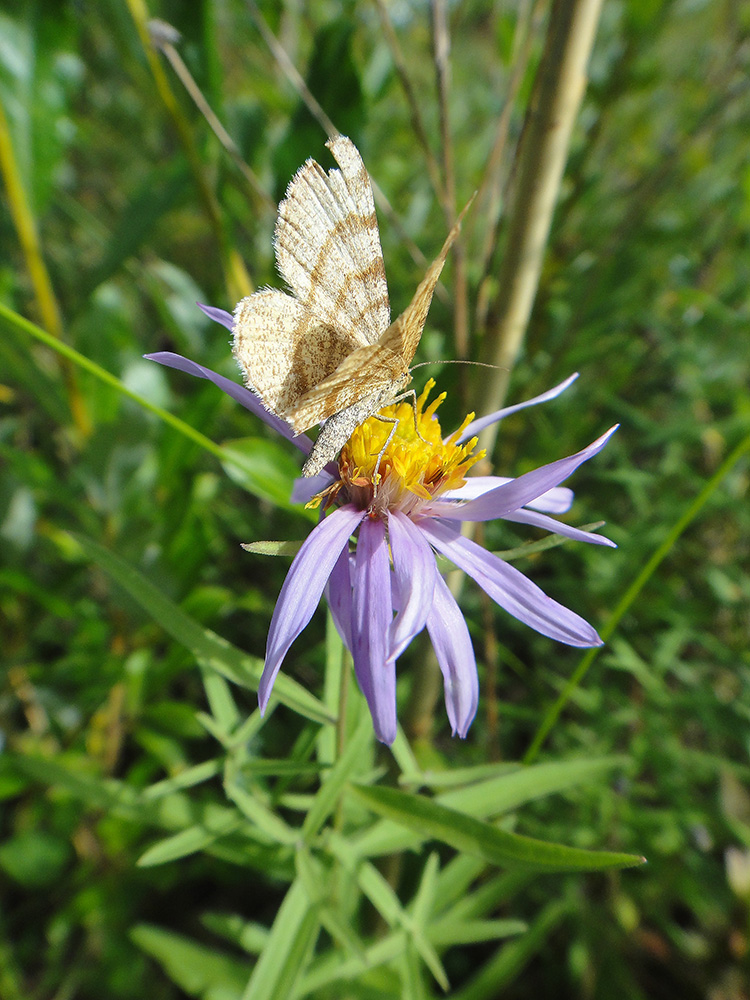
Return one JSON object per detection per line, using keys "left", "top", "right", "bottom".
{"left": 309, "top": 380, "right": 485, "bottom": 516}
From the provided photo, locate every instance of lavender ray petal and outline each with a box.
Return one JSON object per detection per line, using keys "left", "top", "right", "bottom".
{"left": 352, "top": 517, "right": 397, "bottom": 745}
{"left": 144, "top": 350, "right": 310, "bottom": 452}
{"left": 197, "top": 302, "right": 233, "bottom": 331}
{"left": 445, "top": 426, "right": 618, "bottom": 522}
{"left": 325, "top": 543, "right": 354, "bottom": 652}
{"left": 503, "top": 508, "right": 617, "bottom": 547}
{"left": 387, "top": 511, "right": 436, "bottom": 662}
{"left": 422, "top": 520, "right": 603, "bottom": 647}
{"left": 426, "top": 573, "right": 479, "bottom": 738}
{"left": 442, "top": 477, "right": 574, "bottom": 513}
{"left": 290, "top": 470, "right": 337, "bottom": 505}
{"left": 259, "top": 505, "right": 365, "bottom": 710}
{"left": 456, "top": 373, "right": 579, "bottom": 444}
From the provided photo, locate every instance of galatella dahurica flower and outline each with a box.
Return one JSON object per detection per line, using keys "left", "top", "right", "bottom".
{"left": 147, "top": 305, "right": 617, "bottom": 744}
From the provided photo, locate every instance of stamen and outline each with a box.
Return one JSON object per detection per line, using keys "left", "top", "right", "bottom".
{"left": 308, "top": 384, "right": 485, "bottom": 516}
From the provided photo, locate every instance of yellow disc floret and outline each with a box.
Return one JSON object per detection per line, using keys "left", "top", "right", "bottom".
{"left": 308, "top": 380, "right": 485, "bottom": 516}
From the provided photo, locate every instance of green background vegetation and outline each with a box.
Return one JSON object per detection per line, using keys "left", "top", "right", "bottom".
{"left": 1, "top": 1, "right": 749, "bottom": 997}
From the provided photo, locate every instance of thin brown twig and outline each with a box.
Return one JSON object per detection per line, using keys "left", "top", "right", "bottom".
{"left": 149, "top": 19, "right": 276, "bottom": 214}
{"left": 373, "top": 0, "right": 445, "bottom": 206}
{"left": 474, "top": 0, "right": 548, "bottom": 295}
{"left": 405, "top": 0, "right": 604, "bottom": 742}
{"left": 477, "top": 0, "right": 605, "bottom": 460}
{"left": 431, "top": 0, "right": 470, "bottom": 373}
{"left": 431, "top": 0, "right": 455, "bottom": 222}
{"left": 245, "top": 0, "right": 441, "bottom": 286}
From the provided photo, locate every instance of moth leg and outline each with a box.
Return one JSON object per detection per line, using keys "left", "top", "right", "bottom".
{"left": 391, "top": 389, "right": 429, "bottom": 445}
{"left": 370, "top": 413, "right": 401, "bottom": 498}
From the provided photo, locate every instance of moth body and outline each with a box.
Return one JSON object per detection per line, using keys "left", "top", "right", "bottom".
{"left": 231, "top": 136, "right": 467, "bottom": 477}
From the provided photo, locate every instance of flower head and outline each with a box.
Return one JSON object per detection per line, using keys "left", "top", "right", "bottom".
{"left": 147, "top": 308, "right": 617, "bottom": 745}
{"left": 314, "top": 381, "right": 481, "bottom": 516}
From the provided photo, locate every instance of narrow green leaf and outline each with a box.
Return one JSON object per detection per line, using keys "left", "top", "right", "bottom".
{"left": 301, "top": 716, "right": 372, "bottom": 841}
{"left": 327, "top": 834, "right": 448, "bottom": 991}
{"left": 75, "top": 534, "right": 333, "bottom": 725}
{"left": 141, "top": 759, "right": 223, "bottom": 801}
{"left": 137, "top": 813, "right": 244, "bottom": 868}
{"left": 222, "top": 438, "right": 311, "bottom": 512}
{"left": 399, "top": 762, "right": 520, "bottom": 790}
{"left": 438, "top": 756, "right": 629, "bottom": 817}
{"left": 200, "top": 912, "right": 269, "bottom": 956}
{"left": 350, "top": 785, "right": 645, "bottom": 872}
{"left": 411, "top": 853, "right": 440, "bottom": 929}
{"left": 429, "top": 918, "right": 527, "bottom": 946}
{"left": 241, "top": 540, "right": 304, "bottom": 557}
{"left": 223, "top": 766, "right": 299, "bottom": 846}
{"left": 355, "top": 756, "right": 627, "bottom": 859}
{"left": 295, "top": 931, "right": 404, "bottom": 996}
{"left": 240, "top": 879, "right": 319, "bottom": 1000}
{"left": 131, "top": 923, "right": 248, "bottom": 998}
{"left": 451, "top": 901, "right": 568, "bottom": 1000}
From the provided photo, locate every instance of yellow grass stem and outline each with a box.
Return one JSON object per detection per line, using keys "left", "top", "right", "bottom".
{"left": 0, "top": 97, "right": 91, "bottom": 437}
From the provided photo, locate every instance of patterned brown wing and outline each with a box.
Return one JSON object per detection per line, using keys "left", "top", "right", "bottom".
{"left": 285, "top": 343, "right": 408, "bottom": 432}
{"left": 274, "top": 135, "right": 391, "bottom": 347}
{"left": 379, "top": 197, "right": 473, "bottom": 365}
{"left": 232, "top": 289, "right": 359, "bottom": 421}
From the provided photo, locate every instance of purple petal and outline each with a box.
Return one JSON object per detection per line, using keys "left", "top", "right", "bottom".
{"left": 290, "top": 470, "right": 337, "bottom": 505}
{"left": 145, "top": 351, "right": 311, "bottom": 453}
{"left": 502, "top": 508, "right": 616, "bottom": 547}
{"left": 325, "top": 544, "right": 354, "bottom": 652}
{"left": 422, "top": 519, "right": 602, "bottom": 647}
{"left": 442, "top": 477, "right": 574, "bottom": 514}
{"left": 456, "top": 373, "right": 579, "bottom": 444}
{"left": 197, "top": 302, "right": 234, "bottom": 331}
{"left": 426, "top": 573, "right": 479, "bottom": 738}
{"left": 352, "top": 517, "right": 397, "bottom": 744}
{"left": 259, "top": 505, "right": 365, "bottom": 710}
{"left": 387, "top": 511, "right": 436, "bottom": 662}
{"left": 445, "top": 426, "right": 618, "bottom": 522}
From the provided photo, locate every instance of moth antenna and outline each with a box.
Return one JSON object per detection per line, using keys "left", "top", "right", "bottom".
{"left": 410, "top": 360, "right": 509, "bottom": 372}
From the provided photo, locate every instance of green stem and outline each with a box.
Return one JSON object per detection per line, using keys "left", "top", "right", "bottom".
{"left": 1, "top": 301, "right": 226, "bottom": 463}
{"left": 524, "top": 430, "right": 750, "bottom": 763}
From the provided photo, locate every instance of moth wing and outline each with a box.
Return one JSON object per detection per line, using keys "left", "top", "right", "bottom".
{"left": 286, "top": 344, "right": 405, "bottom": 431}
{"left": 274, "top": 135, "right": 390, "bottom": 348}
{"left": 232, "top": 289, "right": 359, "bottom": 423}
{"left": 379, "top": 195, "right": 474, "bottom": 364}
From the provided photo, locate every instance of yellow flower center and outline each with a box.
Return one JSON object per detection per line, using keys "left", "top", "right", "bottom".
{"left": 308, "top": 380, "right": 484, "bottom": 516}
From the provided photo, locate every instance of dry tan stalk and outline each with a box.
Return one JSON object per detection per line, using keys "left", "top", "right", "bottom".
{"left": 477, "top": 0, "right": 604, "bottom": 459}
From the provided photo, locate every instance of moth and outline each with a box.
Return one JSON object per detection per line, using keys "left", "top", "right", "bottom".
{"left": 233, "top": 135, "right": 466, "bottom": 477}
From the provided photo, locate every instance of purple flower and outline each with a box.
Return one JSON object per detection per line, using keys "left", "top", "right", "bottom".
{"left": 147, "top": 316, "right": 617, "bottom": 745}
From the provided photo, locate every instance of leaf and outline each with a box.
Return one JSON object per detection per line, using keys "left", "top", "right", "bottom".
{"left": 327, "top": 834, "right": 448, "bottom": 991}
{"left": 241, "top": 540, "right": 304, "bottom": 558}
{"left": 0, "top": 830, "right": 71, "bottom": 888}
{"left": 222, "top": 438, "right": 311, "bottom": 512}
{"left": 356, "top": 756, "right": 628, "bottom": 858}
{"left": 75, "top": 534, "right": 333, "bottom": 725}
{"left": 301, "top": 716, "right": 372, "bottom": 841}
{"left": 438, "top": 756, "right": 630, "bottom": 816}
{"left": 451, "top": 900, "right": 569, "bottom": 1000}
{"left": 239, "top": 879, "right": 319, "bottom": 1000}
{"left": 82, "top": 160, "right": 191, "bottom": 297}
{"left": 137, "top": 813, "right": 244, "bottom": 868}
{"left": 349, "top": 785, "right": 645, "bottom": 872}
{"left": 131, "top": 924, "right": 249, "bottom": 999}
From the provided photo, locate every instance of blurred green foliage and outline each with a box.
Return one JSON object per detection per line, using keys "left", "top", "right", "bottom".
{"left": 1, "top": 0, "right": 749, "bottom": 998}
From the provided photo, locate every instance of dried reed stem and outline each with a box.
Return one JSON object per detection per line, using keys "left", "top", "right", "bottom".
{"left": 477, "top": 0, "right": 604, "bottom": 458}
